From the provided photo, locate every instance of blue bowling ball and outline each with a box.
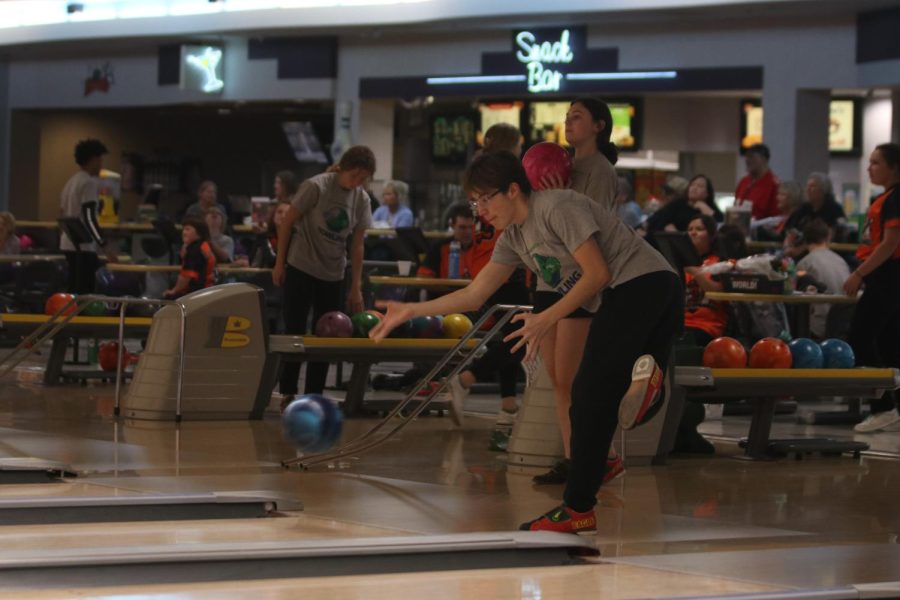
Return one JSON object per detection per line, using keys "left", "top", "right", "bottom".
{"left": 94, "top": 267, "right": 142, "bottom": 297}
{"left": 788, "top": 338, "right": 824, "bottom": 369}
{"left": 282, "top": 394, "right": 343, "bottom": 453}
{"left": 819, "top": 338, "right": 855, "bottom": 369}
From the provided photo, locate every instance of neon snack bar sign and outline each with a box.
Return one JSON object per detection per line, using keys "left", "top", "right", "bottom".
{"left": 425, "top": 27, "right": 676, "bottom": 92}
{"left": 515, "top": 29, "right": 573, "bottom": 93}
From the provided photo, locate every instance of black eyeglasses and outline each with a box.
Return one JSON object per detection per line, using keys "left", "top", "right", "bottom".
{"left": 469, "top": 189, "right": 502, "bottom": 211}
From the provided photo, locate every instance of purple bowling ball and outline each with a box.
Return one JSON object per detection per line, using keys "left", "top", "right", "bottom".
{"left": 315, "top": 311, "right": 353, "bottom": 338}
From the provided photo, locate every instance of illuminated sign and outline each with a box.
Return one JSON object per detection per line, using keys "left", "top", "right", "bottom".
{"left": 424, "top": 28, "right": 676, "bottom": 94}
{"left": 516, "top": 29, "right": 573, "bottom": 93}
{"left": 182, "top": 46, "right": 224, "bottom": 94}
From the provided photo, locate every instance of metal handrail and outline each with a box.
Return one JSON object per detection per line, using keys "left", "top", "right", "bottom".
{"left": 283, "top": 303, "right": 533, "bottom": 469}
{"left": 0, "top": 294, "right": 188, "bottom": 420}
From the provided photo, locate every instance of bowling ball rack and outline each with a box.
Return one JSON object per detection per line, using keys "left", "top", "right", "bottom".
{"left": 282, "top": 303, "right": 533, "bottom": 470}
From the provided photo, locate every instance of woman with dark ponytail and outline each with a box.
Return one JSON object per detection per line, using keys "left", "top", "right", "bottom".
{"left": 528, "top": 98, "right": 624, "bottom": 487}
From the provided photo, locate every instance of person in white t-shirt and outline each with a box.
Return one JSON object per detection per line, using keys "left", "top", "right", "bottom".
{"left": 796, "top": 219, "right": 851, "bottom": 339}
{"left": 59, "top": 139, "right": 117, "bottom": 262}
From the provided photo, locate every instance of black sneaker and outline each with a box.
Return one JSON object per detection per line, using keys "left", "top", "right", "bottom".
{"left": 532, "top": 458, "right": 570, "bottom": 484}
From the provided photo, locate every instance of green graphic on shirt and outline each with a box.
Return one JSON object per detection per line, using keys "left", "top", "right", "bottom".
{"left": 533, "top": 254, "right": 562, "bottom": 287}
{"left": 323, "top": 207, "right": 350, "bottom": 233}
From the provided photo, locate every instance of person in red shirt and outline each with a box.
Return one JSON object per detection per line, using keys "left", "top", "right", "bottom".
{"left": 844, "top": 143, "right": 900, "bottom": 433}
{"left": 417, "top": 205, "right": 481, "bottom": 279}
{"left": 735, "top": 144, "right": 780, "bottom": 220}
{"left": 683, "top": 215, "right": 728, "bottom": 344}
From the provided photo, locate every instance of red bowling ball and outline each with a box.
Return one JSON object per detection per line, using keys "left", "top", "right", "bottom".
{"left": 315, "top": 311, "right": 353, "bottom": 338}
{"left": 522, "top": 142, "right": 573, "bottom": 190}
{"left": 45, "top": 293, "right": 76, "bottom": 317}
{"left": 702, "top": 337, "right": 747, "bottom": 368}
{"left": 749, "top": 337, "right": 793, "bottom": 369}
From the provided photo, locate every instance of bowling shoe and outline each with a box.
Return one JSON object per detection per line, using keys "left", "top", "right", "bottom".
{"left": 532, "top": 458, "right": 569, "bottom": 484}
{"left": 618, "top": 354, "right": 665, "bottom": 430}
{"left": 603, "top": 455, "right": 625, "bottom": 484}
{"left": 519, "top": 503, "right": 596, "bottom": 535}
{"left": 854, "top": 408, "right": 900, "bottom": 433}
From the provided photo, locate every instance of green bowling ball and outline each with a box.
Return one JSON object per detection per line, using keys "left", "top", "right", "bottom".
{"left": 82, "top": 301, "right": 107, "bottom": 317}
{"left": 351, "top": 311, "right": 381, "bottom": 337}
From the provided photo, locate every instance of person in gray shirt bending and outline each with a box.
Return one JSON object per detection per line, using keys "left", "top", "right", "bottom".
{"left": 370, "top": 151, "right": 683, "bottom": 534}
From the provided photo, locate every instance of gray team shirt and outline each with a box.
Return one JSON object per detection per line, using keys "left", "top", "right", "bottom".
{"left": 571, "top": 152, "right": 617, "bottom": 210}
{"left": 797, "top": 248, "right": 851, "bottom": 339}
{"left": 491, "top": 189, "right": 673, "bottom": 313}
{"left": 288, "top": 172, "right": 373, "bottom": 281}
{"left": 59, "top": 170, "right": 99, "bottom": 251}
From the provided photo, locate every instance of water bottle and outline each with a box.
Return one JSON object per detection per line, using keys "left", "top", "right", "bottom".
{"left": 448, "top": 241, "right": 461, "bottom": 279}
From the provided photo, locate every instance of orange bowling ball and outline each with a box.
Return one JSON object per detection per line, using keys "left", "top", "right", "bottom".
{"left": 45, "top": 293, "right": 76, "bottom": 316}
{"left": 702, "top": 337, "right": 747, "bottom": 368}
{"left": 749, "top": 337, "right": 793, "bottom": 369}
{"left": 442, "top": 313, "right": 473, "bottom": 339}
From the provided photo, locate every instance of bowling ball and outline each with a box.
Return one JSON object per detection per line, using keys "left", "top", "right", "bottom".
{"left": 702, "top": 337, "right": 747, "bottom": 368}
{"left": 442, "top": 313, "right": 473, "bottom": 339}
{"left": 749, "top": 337, "right": 793, "bottom": 369}
{"left": 788, "top": 338, "right": 824, "bottom": 369}
{"left": 94, "top": 267, "right": 141, "bottom": 297}
{"left": 45, "top": 293, "right": 76, "bottom": 316}
{"left": 18, "top": 234, "right": 33, "bottom": 251}
{"left": 521, "top": 142, "right": 573, "bottom": 191}
{"left": 351, "top": 311, "right": 380, "bottom": 337}
{"left": 282, "top": 394, "right": 343, "bottom": 453}
{"left": 127, "top": 297, "right": 161, "bottom": 318}
{"left": 315, "top": 311, "right": 353, "bottom": 338}
{"left": 82, "top": 301, "right": 107, "bottom": 317}
{"left": 820, "top": 338, "right": 855, "bottom": 369}
{"left": 98, "top": 341, "right": 121, "bottom": 371}
{"left": 411, "top": 315, "right": 443, "bottom": 338}
{"left": 366, "top": 309, "right": 385, "bottom": 320}
{"left": 389, "top": 319, "right": 414, "bottom": 339}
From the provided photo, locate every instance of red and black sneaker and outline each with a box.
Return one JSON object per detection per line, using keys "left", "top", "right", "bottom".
{"left": 519, "top": 503, "right": 597, "bottom": 535}
{"left": 602, "top": 455, "right": 625, "bottom": 484}
{"left": 618, "top": 354, "right": 665, "bottom": 430}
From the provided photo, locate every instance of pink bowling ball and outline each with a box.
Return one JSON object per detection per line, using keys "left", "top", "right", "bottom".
{"left": 522, "top": 142, "right": 573, "bottom": 190}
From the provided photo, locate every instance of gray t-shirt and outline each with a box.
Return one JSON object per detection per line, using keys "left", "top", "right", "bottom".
{"left": 571, "top": 152, "right": 617, "bottom": 210}
{"left": 491, "top": 190, "right": 673, "bottom": 312}
{"left": 797, "top": 248, "right": 851, "bottom": 339}
{"left": 288, "top": 172, "right": 373, "bottom": 281}
{"left": 59, "top": 170, "right": 99, "bottom": 251}
{"left": 211, "top": 233, "right": 234, "bottom": 262}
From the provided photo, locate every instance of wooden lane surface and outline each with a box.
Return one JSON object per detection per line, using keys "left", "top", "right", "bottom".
{"left": 368, "top": 276, "right": 470, "bottom": 289}
{"left": 704, "top": 291, "right": 858, "bottom": 304}
{"left": 0, "top": 562, "right": 782, "bottom": 599}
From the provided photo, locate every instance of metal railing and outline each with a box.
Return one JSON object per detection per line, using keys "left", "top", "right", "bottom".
{"left": 0, "top": 294, "right": 189, "bottom": 420}
{"left": 283, "top": 303, "right": 533, "bottom": 469}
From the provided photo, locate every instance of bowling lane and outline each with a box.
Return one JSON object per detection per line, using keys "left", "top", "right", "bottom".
{"left": 0, "top": 563, "right": 784, "bottom": 599}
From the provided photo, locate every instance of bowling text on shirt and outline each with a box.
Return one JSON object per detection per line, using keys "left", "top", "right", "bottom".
{"left": 515, "top": 30, "right": 573, "bottom": 93}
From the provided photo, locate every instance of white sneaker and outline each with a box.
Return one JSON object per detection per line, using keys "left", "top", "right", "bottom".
{"left": 495, "top": 409, "right": 518, "bottom": 428}
{"left": 446, "top": 375, "right": 468, "bottom": 427}
{"left": 854, "top": 408, "right": 900, "bottom": 433}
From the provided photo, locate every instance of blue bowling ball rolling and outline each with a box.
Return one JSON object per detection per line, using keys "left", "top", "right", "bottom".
{"left": 282, "top": 394, "right": 343, "bottom": 453}
{"left": 819, "top": 338, "right": 855, "bottom": 369}
{"left": 788, "top": 338, "right": 824, "bottom": 369}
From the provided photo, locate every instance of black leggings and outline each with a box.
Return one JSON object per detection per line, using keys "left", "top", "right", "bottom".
{"left": 468, "top": 283, "right": 531, "bottom": 398}
{"left": 564, "top": 270, "right": 684, "bottom": 512}
{"left": 280, "top": 265, "right": 343, "bottom": 396}
{"left": 848, "top": 275, "right": 900, "bottom": 414}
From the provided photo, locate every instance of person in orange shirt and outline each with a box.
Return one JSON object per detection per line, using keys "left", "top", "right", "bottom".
{"left": 164, "top": 217, "right": 216, "bottom": 299}
{"left": 682, "top": 215, "right": 727, "bottom": 345}
{"left": 844, "top": 143, "right": 900, "bottom": 433}
{"left": 735, "top": 144, "right": 780, "bottom": 220}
